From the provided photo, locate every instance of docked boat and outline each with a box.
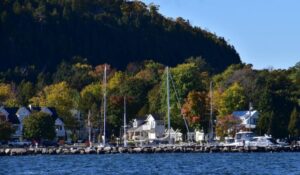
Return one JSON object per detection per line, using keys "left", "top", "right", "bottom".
{"left": 224, "top": 131, "right": 254, "bottom": 147}
{"left": 246, "top": 135, "right": 279, "bottom": 147}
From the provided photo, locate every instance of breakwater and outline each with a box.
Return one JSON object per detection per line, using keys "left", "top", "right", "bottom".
{"left": 1, "top": 145, "right": 300, "bottom": 156}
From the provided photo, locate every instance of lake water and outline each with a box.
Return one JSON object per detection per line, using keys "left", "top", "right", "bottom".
{"left": 1, "top": 153, "right": 299, "bottom": 175}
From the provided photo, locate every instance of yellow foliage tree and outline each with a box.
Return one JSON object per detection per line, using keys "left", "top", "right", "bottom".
{"left": 214, "top": 82, "right": 246, "bottom": 117}
{"left": 108, "top": 71, "right": 125, "bottom": 92}
{"left": 30, "top": 82, "right": 79, "bottom": 129}
{"left": 0, "top": 83, "right": 18, "bottom": 107}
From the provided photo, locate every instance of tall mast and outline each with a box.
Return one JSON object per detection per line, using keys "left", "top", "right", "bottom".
{"left": 166, "top": 67, "right": 171, "bottom": 144}
{"left": 209, "top": 81, "right": 214, "bottom": 141}
{"left": 248, "top": 102, "right": 253, "bottom": 131}
{"left": 88, "top": 110, "right": 92, "bottom": 147}
{"left": 123, "top": 96, "right": 127, "bottom": 147}
{"left": 103, "top": 65, "right": 107, "bottom": 146}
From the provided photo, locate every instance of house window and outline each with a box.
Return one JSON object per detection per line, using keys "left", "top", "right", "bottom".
{"left": 251, "top": 118, "right": 257, "bottom": 125}
{"left": 151, "top": 121, "right": 155, "bottom": 128}
{"left": 56, "top": 125, "right": 62, "bottom": 130}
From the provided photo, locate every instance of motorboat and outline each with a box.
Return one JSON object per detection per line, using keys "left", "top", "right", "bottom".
{"left": 224, "top": 131, "right": 254, "bottom": 147}
{"left": 246, "top": 135, "right": 279, "bottom": 147}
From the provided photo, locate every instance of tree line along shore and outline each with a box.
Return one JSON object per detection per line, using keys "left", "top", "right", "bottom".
{"left": 0, "top": 58, "right": 299, "bottom": 144}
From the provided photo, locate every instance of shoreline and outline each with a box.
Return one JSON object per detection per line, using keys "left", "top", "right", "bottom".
{"left": 1, "top": 145, "right": 300, "bottom": 156}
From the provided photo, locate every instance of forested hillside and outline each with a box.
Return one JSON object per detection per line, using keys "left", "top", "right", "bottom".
{"left": 1, "top": 0, "right": 299, "bottom": 141}
{"left": 0, "top": 0, "right": 240, "bottom": 72}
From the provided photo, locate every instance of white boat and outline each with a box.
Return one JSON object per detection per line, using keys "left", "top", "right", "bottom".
{"left": 246, "top": 135, "right": 279, "bottom": 147}
{"left": 224, "top": 131, "right": 254, "bottom": 147}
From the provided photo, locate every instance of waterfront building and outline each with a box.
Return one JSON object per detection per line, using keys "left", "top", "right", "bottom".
{"left": 165, "top": 128, "right": 183, "bottom": 143}
{"left": 0, "top": 105, "right": 66, "bottom": 141}
{"left": 232, "top": 110, "right": 259, "bottom": 129}
{"left": 127, "top": 114, "right": 165, "bottom": 142}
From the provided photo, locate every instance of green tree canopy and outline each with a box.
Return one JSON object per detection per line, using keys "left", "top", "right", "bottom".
{"left": 17, "top": 80, "right": 35, "bottom": 105}
{"left": 23, "top": 112, "right": 56, "bottom": 141}
{"left": 288, "top": 107, "right": 300, "bottom": 138}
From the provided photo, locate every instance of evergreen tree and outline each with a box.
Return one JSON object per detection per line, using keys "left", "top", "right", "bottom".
{"left": 288, "top": 107, "right": 300, "bottom": 139}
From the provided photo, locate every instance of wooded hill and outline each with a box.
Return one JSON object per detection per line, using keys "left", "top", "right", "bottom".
{"left": 0, "top": 0, "right": 240, "bottom": 72}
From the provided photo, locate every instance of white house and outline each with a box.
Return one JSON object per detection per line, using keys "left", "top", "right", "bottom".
{"left": 166, "top": 128, "right": 183, "bottom": 143}
{"left": 0, "top": 107, "right": 22, "bottom": 139}
{"left": 232, "top": 110, "right": 259, "bottom": 129}
{"left": 195, "top": 129, "right": 205, "bottom": 143}
{"left": 127, "top": 114, "right": 165, "bottom": 141}
{"left": 0, "top": 105, "right": 66, "bottom": 141}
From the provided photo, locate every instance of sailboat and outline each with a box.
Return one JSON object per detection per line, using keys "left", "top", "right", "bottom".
{"left": 88, "top": 110, "right": 92, "bottom": 147}
{"left": 158, "top": 67, "right": 191, "bottom": 144}
{"left": 208, "top": 81, "right": 214, "bottom": 142}
{"left": 123, "top": 96, "right": 127, "bottom": 147}
{"left": 98, "top": 65, "right": 107, "bottom": 148}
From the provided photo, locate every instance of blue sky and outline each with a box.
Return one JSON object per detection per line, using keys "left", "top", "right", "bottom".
{"left": 142, "top": 0, "right": 300, "bottom": 69}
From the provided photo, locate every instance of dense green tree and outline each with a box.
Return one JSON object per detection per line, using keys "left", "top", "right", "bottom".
{"left": 288, "top": 107, "right": 300, "bottom": 138}
{"left": 53, "top": 60, "right": 93, "bottom": 90}
{"left": 158, "top": 62, "right": 210, "bottom": 132}
{"left": 0, "top": 0, "right": 240, "bottom": 73}
{"left": 23, "top": 112, "right": 56, "bottom": 141}
{"left": 147, "top": 84, "right": 162, "bottom": 114}
{"left": 213, "top": 64, "right": 244, "bottom": 90}
{"left": 256, "top": 70, "right": 296, "bottom": 138}
{"left": 17, "top": 80, "right": 35, "bottom": 105}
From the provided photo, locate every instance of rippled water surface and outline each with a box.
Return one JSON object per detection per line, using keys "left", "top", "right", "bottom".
{"left": 1, "top": 153, "right": 300, "bottom": 175}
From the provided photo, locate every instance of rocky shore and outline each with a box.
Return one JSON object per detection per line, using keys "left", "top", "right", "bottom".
{"left": 1, "top": 145, "right": 300, "bottom": 156}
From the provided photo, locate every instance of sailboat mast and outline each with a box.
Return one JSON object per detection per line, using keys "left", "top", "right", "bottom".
{"left": 166, "top": 67, "right": 171, "bottom": 143}
{"left": 88, "top": 110, "right": 91, "bottom": 146}
{"left": 209, "top": 81, "right": 213, "bottom": 141}
{"left": 123, "top": 96, "right": 127, "bottom": 147}
{"left": 103, "top": 65, "right": 107, "bottom": 146}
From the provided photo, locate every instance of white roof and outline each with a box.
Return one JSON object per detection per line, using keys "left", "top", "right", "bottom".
{"left": 232, "top": 110, "right": 258, "bottom": 119}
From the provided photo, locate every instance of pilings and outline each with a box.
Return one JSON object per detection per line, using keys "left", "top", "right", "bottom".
{"left": 0, "top": 145, "right": 299, "bottom": 156}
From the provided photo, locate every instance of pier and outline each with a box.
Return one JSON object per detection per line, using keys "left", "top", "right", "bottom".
{"left": 1, "top": 145, "right": 300, "bottom": 156}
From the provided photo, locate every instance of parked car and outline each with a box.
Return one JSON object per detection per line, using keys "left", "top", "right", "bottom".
{"left": 8, "top": 140, "right": 32, "bottom": 147}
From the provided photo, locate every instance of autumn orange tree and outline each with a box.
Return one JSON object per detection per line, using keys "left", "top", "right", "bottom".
{"left": 216, "top": 114, "right": 241, "bottom": 139}
{"left": 181, "top": 91, "right": 209, "bottom": 130}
